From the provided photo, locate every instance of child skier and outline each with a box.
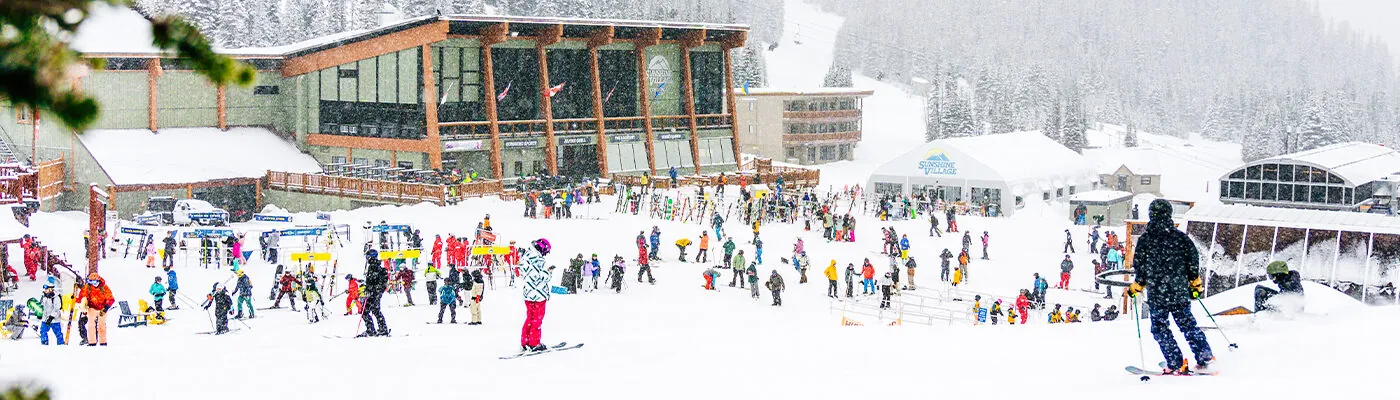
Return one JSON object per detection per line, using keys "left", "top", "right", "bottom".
{"left": 149, "top": 276, "right": 166, "bottom": 312}
{"left": 468, "top": 270, "right": 485, "bottom": 325}
{"left": 437, "top": 273, "right": 457, "bottom": 324}
{"left": 344, "top": 274, "right": 361, "bottom": 315}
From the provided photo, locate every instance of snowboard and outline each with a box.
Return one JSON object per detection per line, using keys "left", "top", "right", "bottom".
{"left": 499, "top": 342, "right": 584, "bottom": 360}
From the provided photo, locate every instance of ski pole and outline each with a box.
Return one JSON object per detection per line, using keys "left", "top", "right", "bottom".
{"left": 1130, "top": 295, "right": 1147, "bottom": 376}
{"left": 1194, "top": 298, "right": 1239, "bottom": 350}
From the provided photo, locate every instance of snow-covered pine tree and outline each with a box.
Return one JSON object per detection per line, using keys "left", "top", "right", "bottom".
{"left": 1042, "top": 98, "right": 1061, "bottom": 141}
{"left": 822, "top": 64, "right": 853, "bottom": 87}
{"left": 447, "top": 0, "right": 485, "bottom": 14}
{"left": 1123, "top": 122, "right": 1138, "bottom": 147}
{"left": 1060, "top": 94, "right": 1088, "bottom": 153}
{"left": 350, "top": 0, "right": 385, "bottom": 30}
{"left": 924, "top": 88, "right": 942, "bottom": 142}
{"left": 940, "top": 98, "right": 976, "bottom": 138}
{"left": 1296, "top": 97, "right": 1334, "bottom": 152}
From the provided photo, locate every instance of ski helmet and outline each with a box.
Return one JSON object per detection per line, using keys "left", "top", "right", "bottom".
{"left": 345, "top": 274, "right": 353, "bottom": 280}
{"left": 533, "top": 238, "right": 552, "bottom": 256}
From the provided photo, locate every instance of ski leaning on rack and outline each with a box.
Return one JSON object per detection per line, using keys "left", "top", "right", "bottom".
{"left": 499, "top": 342, "right": 584, "bottom": 359}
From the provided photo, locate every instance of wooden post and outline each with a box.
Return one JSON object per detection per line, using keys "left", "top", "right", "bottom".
{"left": 482, "top": 23, "right": 507, "bottom": 179}
{"left": 589, "top": 27, "right": 613, "bottom": 177}
{"left": 721, "top": 32, "right": 746, "bottom": 169}
{"left": 216, "top": 84, "right": 227, "bottom": 130}
{"left": 148, "top": 58, "right": 161, "bottom": 132}
{"left": 681, "top": 30, "right": 705, "bottom": 174}
{"left": 537, "top": 24, "right": 563, "bottom": 176}
{"left": 635, "top": 28, "right": 661, "bottom": 176}
{"left": 422, "top": 44, "right": 442, "bottom": 169}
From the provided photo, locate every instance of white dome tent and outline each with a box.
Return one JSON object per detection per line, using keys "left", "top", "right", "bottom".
{"left": 866, "top": 131, "right": 1098, "bottom": 216}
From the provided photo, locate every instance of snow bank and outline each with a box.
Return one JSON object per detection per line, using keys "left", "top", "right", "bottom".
{"left": 80, "top": 127, "right": 321, "bottom": 185}
{"left": 1201, "top": 281, "right": 1364, "bottom": 315}
{"left": 0, "top": 204, "right": 29, "bottom": 241}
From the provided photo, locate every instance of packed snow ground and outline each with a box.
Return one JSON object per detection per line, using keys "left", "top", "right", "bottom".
{"left": 1, "top": 192, "right": 1395, "bottom": 400}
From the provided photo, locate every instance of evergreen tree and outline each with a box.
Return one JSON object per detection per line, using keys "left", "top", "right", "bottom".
{"left": 1123, "top": 122, "right": 1138, "bottom": 147}
{"left": 1042, "top": 99, "right": 1061, "bottom": 141}
{"left": 940, "top": 98, "right": 976, "bottom": 138}
{"left": 822, "top": 64, "right": 853, "bottom": 87}
{"left": 1297, "top": 98, "right": 1334, "bottom": 152}
{"left": 1060, "top": 93, "right": 1088, "bottom": 153}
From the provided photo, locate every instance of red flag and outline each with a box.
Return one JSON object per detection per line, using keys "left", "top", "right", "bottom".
{"left": 496, "top": 81, "right": 511, "bottom": 101}
{"left": 546, "top": 81, "right": 566, "bottom": 98}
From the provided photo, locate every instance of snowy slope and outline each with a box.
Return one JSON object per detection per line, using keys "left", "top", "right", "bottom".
{"left": 763, "top": 0, "right": 845, "bottom": 88}
{"left": 1087, "top": 124, "right": 1242, "bottom": 205}
{"left": 2, "top": 191, "right": 1396, "bottom": 400}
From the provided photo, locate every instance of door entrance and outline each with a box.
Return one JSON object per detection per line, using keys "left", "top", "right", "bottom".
{"left": 558, "top": 145, "right": 599, "bottom": 178}
{"left": 1117, "top": 175, "right": 1129, "bottom": 191}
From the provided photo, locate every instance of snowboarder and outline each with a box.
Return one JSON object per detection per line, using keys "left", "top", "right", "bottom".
{"left": 1254, "top": 261, "right": 1304, "bottom": 314}
{"left": 148, "top": 276, "right": 166, "bottom": 312}
{"left": 520, "top": 238, "right": 553, "bottom": 352}
{"left": 1127, "top": 199, "right": 1214, "bottom": 374}
{"left": 1063, "top": 229, "right": 1076, "bottom": 253}
{"left": 765, "top": 270, "right": 785, "bottom": 306}
{"left": 359, "top": 250, "right": 391, "bottom": 337}
{"left": 940, "top": 249, "right": 953, "bottom": 282}
{"left": 1058, "top": 255, "right": 1074, "bottom": 289}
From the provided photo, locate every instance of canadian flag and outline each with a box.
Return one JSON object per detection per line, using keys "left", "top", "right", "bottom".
{"left": 546, "top": 81, "right": 566, "bottom": 98}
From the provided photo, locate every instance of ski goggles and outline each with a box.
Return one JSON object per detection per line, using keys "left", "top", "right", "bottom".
{"left": 87, "top": 279, "right": 100, "bottom": 285}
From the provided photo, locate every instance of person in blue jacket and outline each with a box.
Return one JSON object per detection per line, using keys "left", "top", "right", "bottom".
{"left": 164, "top": 266, "right": 180, "bottom": 310}
{"left": 234, "top": 270, "right": 254, "bottom": 319}
{"left": 648, "top": 226, "right": 662, "bottom": 260}
{"left": 668, "top": 166, "right": 679, "bottom": 186}
{"left": 436, "top": 277, "right": 457, "bottom": 324}
{"left": 149, "top": 276, "right": 167, "bottom": 311}
{"left": 898, "top": 234, "right": 911, "bottom": 260}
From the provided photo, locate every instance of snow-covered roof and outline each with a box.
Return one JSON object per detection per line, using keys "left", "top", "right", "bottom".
{"left": 1069, "top": 190, "right": 1133, "bottom": 203}
{"left": 1227, "top": 142, "right": 1400, "bottom": 186}
{"left": 79, "top": 128, "right": 321, "bottom": 185}
{"left": 71, "top": 2, "right": 158, "bottom": 55}
{"left": 737, "top": 87, "right": 875, "bottom": 97}
{"left": 0, "top": 205, "right": 28, "bottom": 242}
{"left": 1082, "top": 147, "right": 1161, "bottom": 176}
{"left": 868, "top": 131, "right": 1098, "bottom": 196}
{"left": 1183, "top": 203, "right": 1400, "bottom": 235}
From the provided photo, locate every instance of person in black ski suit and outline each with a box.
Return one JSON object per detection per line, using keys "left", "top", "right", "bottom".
{"left": 360, "top": 249, "right": 391, "bottom": 337}
{"left": 1063, "top": 229, "right": 1075, "bottom": 253}
{"left": 1254, "top": 261, "right": 1304, "bottom": 313}
{"left": 201, "top": 284, "right": 233, "bottom": 334}
{"left": 1128, "top": 199, "right": 1213, "bottom": 374}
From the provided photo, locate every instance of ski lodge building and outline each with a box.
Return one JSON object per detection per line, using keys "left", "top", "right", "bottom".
{"left": 734, "top": 88, "right": 873, "bottom": 165}
{"left": 0, "top": 5, "right": 749, "bottom": 217}
{"left": 1217, "top": 142, "right": 1400, "bottom": 213}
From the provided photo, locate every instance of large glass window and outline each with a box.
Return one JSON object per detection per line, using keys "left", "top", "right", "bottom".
{"left": 1229, "top": 181, "right": 1244, "bottom": 198}
{"left": 545, "top": 48, "right": 592, "bottom": 120}
{"left": 1262, "top": 183, "right": 1276, "bottom": 200}
{"left": 1279, "top": 164, "right": 1294, "bottom": 181}
{"left": 598, "top": 49, "right": 638, "bottom": 117}
{"left": 1327, "top": 187, "right": 1343, "bottom": 204}
{"left": 1294, "top": 166, "right": 1310, "bottom": 182}
{"left": 1262, "top": 164, "right": 1278, "bottom": 180}
{"left": 1345, "top": 187, "right": 1353, "bottom": 204}
{"left": 691, "top": 50, "right": 724, "bottom": 115}
{"left": 1328, "top": 173, "right": 1344, "bottom": 184}
{"left": 1220, "top": 181, "right": 1229, "bottom": 197}
{"left": 492, "top": 47, "right": 541, "bottom": 121}
{"left": 1278, "top": 184, "right": 1293, "bottom": 201}
{"left": 1310, "top": 168, "right": 1327, "bottom": 183}
{"left": 1311, "top": 186, "right": 1326, "bottom": 203}
{"left": 315, "top": 49, "right": 425, "bottom": 139}
{"left": 1295, "top": 185, "right": 1309, "bottom": 202}
{"left": 434, "top": 43, "right": 486, "bottom": 123}
{"left": 1229, "top": 169, "right": 1246, "bottom": 179}
{"left": 1245, "top": 182, "right": 1261, "bottom": 199}
{"left": 1247, "top": 165, "right": 1261, "bottom": 179}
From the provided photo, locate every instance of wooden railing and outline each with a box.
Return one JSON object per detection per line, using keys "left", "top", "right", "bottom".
{"left": 266, "top": 171, "right": 504, "bottom": 205}
{"left": 439, "top": 121, "right": 492, "bottom": 140}
{"left": 552, "top": 118, "right": 597, "bottom": 135}
{"left": 0, "top": 163, "right": 40, "bottom": 205}
{"left": 603, "top": 116, "right": 646, "bottom": 133}
{"left": 498, "top": 120, "right": 548, "bottom": 137}
{"left": 782, "top": 130, "right": 862, "bottom": 144}
{"left": 651, "top": 115, "right": 690, "bottom": 131}
{"left": 696, "top": 114, "right": 733, "bottom": 130}
{"left": 783, "top": 109, "right": 861, "bottom": 119}
{"left": 611, "top": 168, "right": 820, "bottom": 191}
{"left": 440, "top": 115, "right": 735, "bottom": 142}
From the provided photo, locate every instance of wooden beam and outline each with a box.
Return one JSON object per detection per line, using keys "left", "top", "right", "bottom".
{"left": 636, "top": 37, "right": 657, "bottom": 176}
{"left": 216, "top": 84, "right": 227, "bottom": 130}
{"left": 422, "top": 44, "right": 442, "bottom": 169}
{"left": 634, "top": 27, "right": 662, "bottom": 49}
{"left": 587, "top": 26, "right": 614, "bottom": 49}
{"left": 721, "top": 31, "right": 748, "bottom": 50}
{"left": 282, "top": 21, "right": 448, "bottom": 77}
{"left": 148, "top": 58, "right": 160, "bottom": 132}
{"left": 537, "top": 24, "right": 564, "bottom": 47}
{"left": 307, "top": 134, "right": 435, "bottom": 154}
{"left": 682, "top": 46, "right": 701, "bottom": 174}
{"left": 680, "top": 29, "right": 706, "bottom": 49}
{"left": 481, "top": 23, "right": 509, "bottom": 46}
{"left": 482, "top": 43, "right": 503, "bottom": 179}
{"left": 723, "top": 49, "right": 742, "bottom": 167}
{"left": 537, "top": 43, "right": 558, "bottom": 175}
{"left": 589, "top": 45, "right": 608, "bottom": 176}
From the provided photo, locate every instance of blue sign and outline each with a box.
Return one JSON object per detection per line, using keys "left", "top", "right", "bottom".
{"left": 119, "top": 227, "right": 147, "bottom": 236}
{"left": 135, "top": 214, "right": 163, "bottom": 226}
{"left": 371, "top": 224, "right": 413, "bottom": 233}
{"left": 918, "top": 148, "right": 958, "bottom": 175}
{"left": 977, "top": 307, "right": 988, "bottom": 323}
{"left": 316, "top": 212, "right": 332, "bottom": 221}
{"left": 253, "top": 214, "right": 293, "bottom": 223}
{"left": 185, "top": 228, "right": 234, "bottom": 238}
{"left": 187, "top": 212, "right": 228, "bottom": 225}
{"left": 279, "top": 228, "right": 327, "bottom": 237}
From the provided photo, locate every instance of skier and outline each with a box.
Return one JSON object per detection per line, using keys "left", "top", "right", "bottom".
{"left": 162, "top": 231, "right": 176, "bottom": 268}
{"left": 344, "top": 274, "right": 361, "bottom": 315}
{"left": 899, "top": 234, "right": 910, "bottom": 261}
{"left": 73, "top": 273, "right": 114, "bottom": 346}
{"left": 468, "top": 270, "right": 485, "bottom": 325}
{"left": 436, "top": 272, "right": 458, "bottom": 324}
{"left": 272, "top": 270, "right": 300, "bottom": 310}
{"left": 234, "top": 270, "right": 254, "bottom": 319}
{"left": 1063, "top": 229, "right": 1076, "bottom": 253}
{"left": 148, "top": 276, "right": 166, "bottom": 312}
{"left": 1058, "top": 255, "right": 1074, "bottom": 289}
{"left": 1015, "top": 290, "right": 1030, "bottom": 325}
{"left": 607, "top": 256, "right": 625, "bottom": 293}
{"left": 980, "top": 231, "right": 990, "bottom": 260}
{"left": 675, "top": 237, "right": 692, "bottom": 262}
{"left": 843, "top": 263, "right": 856, "bottom": 298}
{"left": 940, "top": 249, "right": 953, "bottom": 281}
{"left": 396, "top": 266, "right": 416, "bottom": 306}
{"left": 1254, "top": 261, "right": 1304, "bottom": 313}
{"left": 1089, "top": 226, "right": 1101, "bottom": 254}
{"left": 1127, "top": 199, "right": 1214, "bottom": 374}
{"left": 164, "top": 266, "right": 180, "bottom": 310}
{"left": 929, "top": 213, "right": 941, "bottom": 237}
{"left": 960, "top": 231, "right": 972, "bottom": 254}
{"left": 765, "top": 270, "right": 785, "bottom": 306}
{"left": 520, "top": 238, "right": 553, "bottom": 352}
{"left": 202, "top": 284, "right": 232, "bottom": 335}
{"left": 957, "top": 249, "right": 970, "bottom": 282}
{"left": 794, "top": 250, "right": 808, "bottom": 283}
{"left": 746, "top": 264, "right": 760, "bottom": 299}
{"left": 637, "top": 246, "right": 655, "bottom": 285}
{"left": 358, "top": 250, "right": 391, "bottom": 337}
{"left": 878, "top": 273, "right": 894, "bottom": 309}
{"left": 648, "top": 227, "right": 662, "bottom": 260}
{"left": 696, "top": 232, "right": 710, "bottom": 263}
{"left": 722, "top": 237, "right": 736, "bottom": 269}
{"left": 38, "top": 284, "right": 64, "bottom": 345}
{"left": 754, "top": 237, "right": 765, "bottom": 264}
{"left": 425, "top": 264, "right": 441, "bottom": 305}
{"left": 823, "top": 260, "right": 838, "bottom": 298}
{"left": 585, "top": 255, "right": 601, "bottom": 292}
{"left": 990, "top": 299, "right": 1002, "bottom": 325}
{"left": 903, "top": 257, "right": 917, "bottom": 290}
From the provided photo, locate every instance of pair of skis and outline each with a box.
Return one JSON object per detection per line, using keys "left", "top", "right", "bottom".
{"left": 499, "top": 342, "right": 585, "bottom": 359}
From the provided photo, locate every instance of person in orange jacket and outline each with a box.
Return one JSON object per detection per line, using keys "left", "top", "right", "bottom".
{"left": 73, "top": 273, "right": 115, "bottom": 346}
{"left": 696, "top": 231, "right": 711, "bottom": 263}
{"left": 860, "top": 259, "right": 876, "bottom": 295}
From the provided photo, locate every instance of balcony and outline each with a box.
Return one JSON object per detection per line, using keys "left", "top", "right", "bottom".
{"left": 782, "top": 130, "right": 862, "bottom": 144}
{"left": 783, "top": 109, "right": 861, "bottom": 120}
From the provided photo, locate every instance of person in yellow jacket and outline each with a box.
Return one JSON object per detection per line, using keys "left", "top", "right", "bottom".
{"left": 675, "top": 238, "right": 693, "bottom": 262}
{"left": 1007, "top": 307, "right": 1018, "bottom": 324}
{"left": 971, "top": 295, "right": 982, "bottom": 324}
{"left": 1048, "top": 304, "right": 1064, "bottom": 323}
{"left": 823, "top": 260, "right": 839, "bottom": 298}
{"left": 952, "top": 267, "right": 963, "bottom": 286}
